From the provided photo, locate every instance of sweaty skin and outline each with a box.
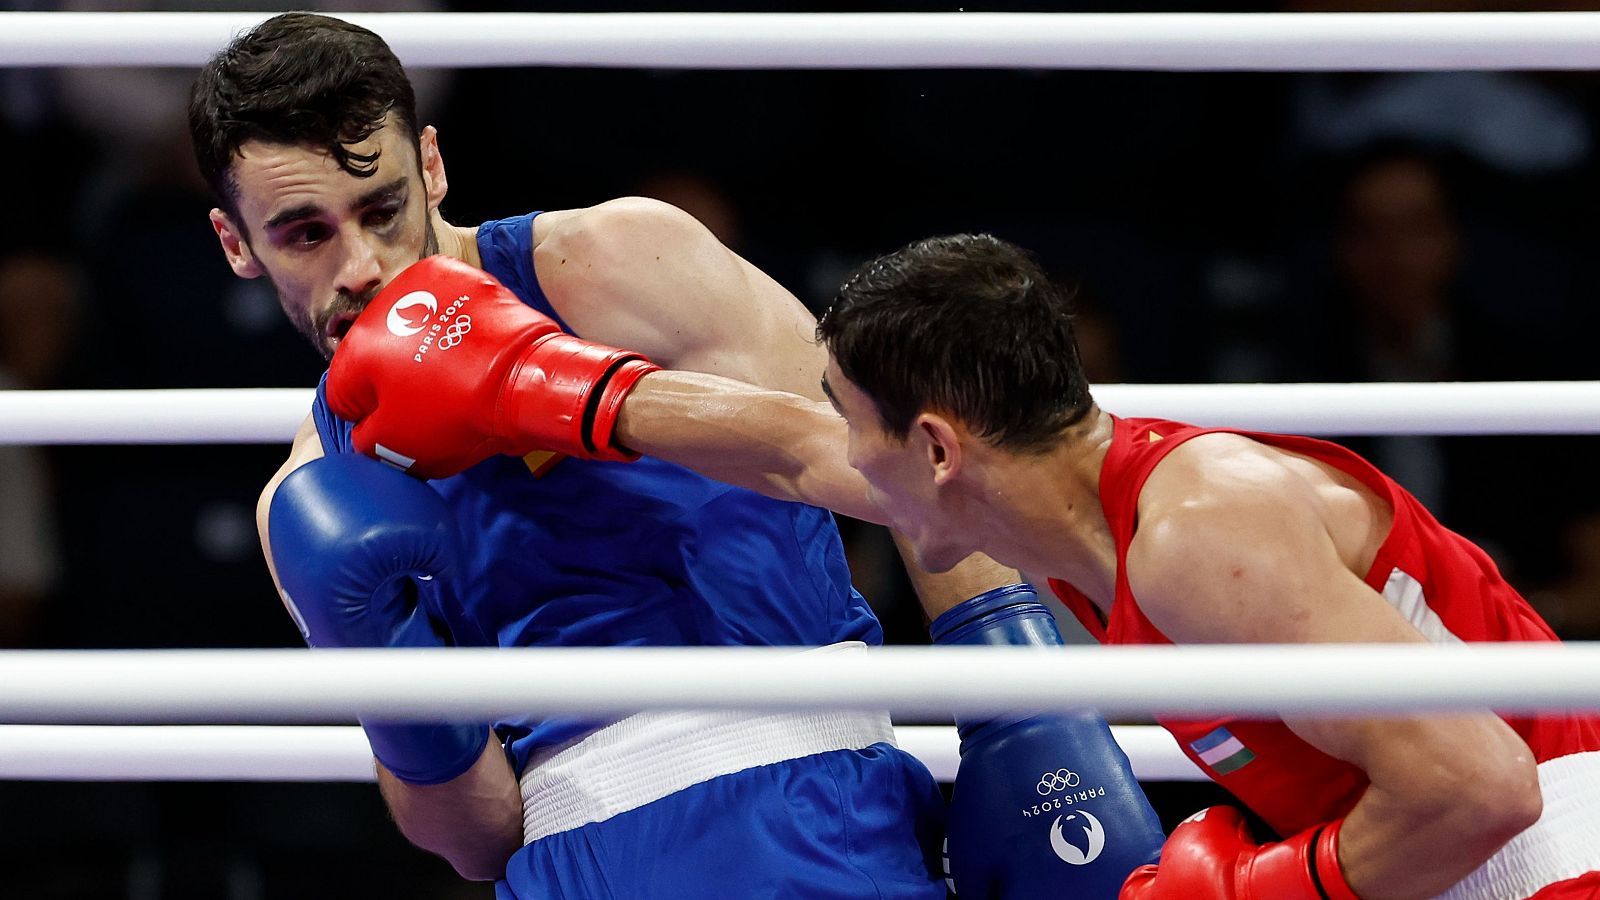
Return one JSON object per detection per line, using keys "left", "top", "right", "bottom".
{"left": 232, "top": 121, "right": 1021, "bottom": 877}
{"left": 612, "top": 365, "right": 1544, "bottom": 900}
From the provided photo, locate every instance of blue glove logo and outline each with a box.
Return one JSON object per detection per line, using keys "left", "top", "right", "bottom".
{"left": 1049, "top": 810, "right": 1106, "bottom": 866}
{"left": 1036, "top": 768, "right": 1081, "bottom": 795}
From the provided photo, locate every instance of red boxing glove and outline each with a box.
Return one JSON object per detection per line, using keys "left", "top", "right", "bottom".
{"left": 1120, "top": 807, "right": 1360, "bottom": 900}
{"left": 327, "top": 255, "right": 660, "bottom": 479}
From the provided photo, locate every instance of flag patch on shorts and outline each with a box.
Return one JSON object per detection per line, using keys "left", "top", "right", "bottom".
{"left": 1190, "top": 727, "right": 1255, "bottom": 775}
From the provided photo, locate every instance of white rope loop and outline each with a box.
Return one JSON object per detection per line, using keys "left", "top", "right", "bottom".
{"left": 2, "top": 382, "right": 1597, "bottom": 444}
{"left": 7, "top": 12, "right": 1600, "bottom": 70}
{"left": 0, "top": 644, "right": 1596, "bottom": 725}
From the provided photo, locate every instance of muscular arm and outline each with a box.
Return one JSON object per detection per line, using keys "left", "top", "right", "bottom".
{"left": 1126, "top": 447, "right": 1542, "bottom": 900}
{"left": 615, "top": 370, "right": 884, "bottom": 524}
{"left": 891, "top": 534, "right": 1026, "bottom": 619}
{"left": 544, "top": 198, "right": 1025, "bottom": 609}
{"left": 533, "top": 198, "right": 825, "bottom": 398}
{"left": 375, "top": 747, "right": 523, "bottom": 881}
{"left": 257, "top": 416, "right": 522, "bottom": 881}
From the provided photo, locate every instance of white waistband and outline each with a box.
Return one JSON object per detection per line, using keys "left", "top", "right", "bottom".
{"left": 1438, "top": 750, "right": 1600, "bottom": 900}
{"left": 518, "top": 643, "right": 896, "bottom": 844}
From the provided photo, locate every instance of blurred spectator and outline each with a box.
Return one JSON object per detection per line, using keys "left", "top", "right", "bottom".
{"left": 0, "top": 253, "right": 76, "bottom": 647}
{"left": 1530, "top": 510, "right": 1600, "bottom": 641}
{"left": 1326, "top": 146, "right": 1461, "bottom": 509}
{"left": 1289, "top": 71, "right": 1592, "bottom": 177}
{"left": 1253, "top": 140, "right": 1592, "bottom": 591}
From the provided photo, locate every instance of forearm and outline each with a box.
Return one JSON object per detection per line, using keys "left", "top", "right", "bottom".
{"left": 1291, "top": 714, "right": 1542, "bottom": 899}
{"left": 376, "top": 735, "right": 524, "bottom": 881}
{"left": 889, "top": 532, "right": 1023, "bottom": 619}
{"left": 616, "top": 370, "right": 885, "bottom": 523}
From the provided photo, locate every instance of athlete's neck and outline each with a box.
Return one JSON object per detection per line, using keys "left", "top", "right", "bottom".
{"left": 967, "top": 408, "right": 1119, "bottom": 610}
{"left": 432, "top": 213, "right": 482, "bottom": 269}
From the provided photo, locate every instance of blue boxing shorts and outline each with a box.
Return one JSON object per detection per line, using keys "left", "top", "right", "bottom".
{"left": 497, "top": 707, "right": 946, "bottom": 899}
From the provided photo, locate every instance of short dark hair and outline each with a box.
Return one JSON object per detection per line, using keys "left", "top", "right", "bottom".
{"left": 817, "top": 234, "right": 1093, "bottom": 453}
{"left": 188, "top": 12, "right": 419, "bottom": 217}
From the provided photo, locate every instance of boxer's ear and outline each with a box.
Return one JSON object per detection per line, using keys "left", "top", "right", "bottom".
{"left": 419, "top": 126, "right": 448, "bottom": 211}
{"left": 917, "top": 413, "right": 965, "bottom": 487}
{"left": 211, "top": 209, "right": 262, "bottom": 279}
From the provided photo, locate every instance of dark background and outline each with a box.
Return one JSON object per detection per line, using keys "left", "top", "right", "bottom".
{"left": 3, "top": 1, "right": 1599, "bottom": 896}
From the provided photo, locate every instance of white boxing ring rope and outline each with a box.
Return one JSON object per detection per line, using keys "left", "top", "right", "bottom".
{"left": 3, "top": 382, "right": 1598, "bottom": 445}
{"left": 5, "top": 646, "right": 1600, "bottom": 723}
{"left": 1, "top": 11, "right": 1595, "bottom": 798}
{"left": 0, "top": 725, "right": 1198, "bottom": 784}
{"left": 0, "top": 644, "right": 1598, "bottom": 784}
{"left": 3, "top": 382, "right": 1592, "bottom": 789}
{"left": 9, "top": 12, "right": 1600, "bottom": 71}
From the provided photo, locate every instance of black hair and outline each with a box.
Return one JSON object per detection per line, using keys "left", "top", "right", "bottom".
{"left": 188, "top": 12, "right": 419, "bottom": 218}
{"left": 818, "top": 233, "right": 1093, "bottom": 453}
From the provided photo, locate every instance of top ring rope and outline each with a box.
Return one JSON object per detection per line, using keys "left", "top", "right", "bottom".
{"left": 0, "top": 382, "right": 1595, "bottom": 445}
{"left": 6, "top": 12, "right": 1600, "bottom": 71}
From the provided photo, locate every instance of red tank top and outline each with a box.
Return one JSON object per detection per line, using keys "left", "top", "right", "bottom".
{"left": 1049, "top": 416, "right": 1600, "bottom": 838}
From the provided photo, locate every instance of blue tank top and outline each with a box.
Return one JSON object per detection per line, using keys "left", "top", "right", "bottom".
{"left": 312, "top": 213, "right": 880, "bottom": 772}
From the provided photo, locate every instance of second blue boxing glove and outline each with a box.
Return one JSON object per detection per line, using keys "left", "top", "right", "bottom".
{"left": 931, "top": 584, "right": 1164, "bottom": 898}
{"left": 268, "top": 453, "right": 489, "bottom": 785}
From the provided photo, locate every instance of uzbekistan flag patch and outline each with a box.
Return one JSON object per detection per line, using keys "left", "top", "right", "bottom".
{"left": 1190, "top": 727, "right": 1256, "bottom": 775}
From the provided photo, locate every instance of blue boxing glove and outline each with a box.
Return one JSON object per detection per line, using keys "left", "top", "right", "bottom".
{"left": 931, "top": 584, "right": 1164, "bottom": 898}
{"left": 268, "top": 453, "right": 489, "bottom": 785}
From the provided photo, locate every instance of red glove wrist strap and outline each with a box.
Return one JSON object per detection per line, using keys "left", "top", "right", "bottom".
{"left": 1308, "top": 820, "right": 1360, "bottom": 900}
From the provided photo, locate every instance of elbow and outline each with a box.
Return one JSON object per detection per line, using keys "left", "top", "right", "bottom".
{"left": 1495, "top": 761, "right": 1545, "bottom": 841}
{"left": 425, "top": 828, "right": 519, "bottom": 882}
{"left": 1452, "top": 748, "right": 1544, "bottom": 853}
{"left": 403, "top": 832, "right": 516, "bottom": 883}
{"left": 448, "top": 848, "right": 516, "bottom": 883}
{"left": 437, "top": 812, "right": 525, "bottom": 882}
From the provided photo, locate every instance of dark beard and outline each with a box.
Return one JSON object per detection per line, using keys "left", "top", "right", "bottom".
{"left": 286, "top": 222, "right": 444, "bottom": 361}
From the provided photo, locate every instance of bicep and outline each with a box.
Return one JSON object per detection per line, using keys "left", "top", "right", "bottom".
{"left": 1128, "top": 496, "right": 1529, "bottom": 804}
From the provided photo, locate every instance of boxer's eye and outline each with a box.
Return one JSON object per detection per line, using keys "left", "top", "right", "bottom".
{"left": 365, "top": 205, "right": 401, "bottom": 228}
{"left": 288, "top": 224, "right": 329, "bottom": 248}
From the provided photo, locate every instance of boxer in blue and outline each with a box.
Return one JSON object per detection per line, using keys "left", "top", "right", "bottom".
{"left": 190, "top": 13, "right": 1162, "bottom": 898}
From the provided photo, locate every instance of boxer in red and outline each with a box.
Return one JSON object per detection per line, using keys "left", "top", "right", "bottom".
{"left": 597, "top": 233, "right": 1600, "bottom": 899}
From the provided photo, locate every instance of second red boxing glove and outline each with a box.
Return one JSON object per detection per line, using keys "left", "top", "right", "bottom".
{"left": 326, "top": 255, "right": 660, "bottom": 479}
{"left": 1119, "top": 806, "right": 1359, "bottom": 900}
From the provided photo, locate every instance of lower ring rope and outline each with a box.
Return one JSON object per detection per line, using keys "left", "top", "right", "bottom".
{"left": 0, "top": 725, "right": 1204, "bottom": 783}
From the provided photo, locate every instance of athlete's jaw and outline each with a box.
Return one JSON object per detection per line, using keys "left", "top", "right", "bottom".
{"left": 304, "top": 224, "right": 442, "bottom": 360}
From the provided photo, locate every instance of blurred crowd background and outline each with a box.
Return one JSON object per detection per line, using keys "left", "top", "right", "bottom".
{"left": 4, "top": 0, "right": 1600, "bottom": 896}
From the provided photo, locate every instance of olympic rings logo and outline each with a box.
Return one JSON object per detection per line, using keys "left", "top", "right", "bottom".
{"left": 1037, "top": 768, "right": 1080, "bottom": 795}
{"left": 438, "top": 316, "right": 473, "bottom": 350}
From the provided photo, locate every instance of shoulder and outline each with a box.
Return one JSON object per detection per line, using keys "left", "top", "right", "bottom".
{"left": 1125, "top": 434, "right": 1338, "bottom": 642}
{"left": 1136, "top": 433, "right": 1321, "bottom": 528}
{"left": 534, "top": 197, "right": 711, "bottom": 270}
{"left": 530, "top": 197, "right": 728, "bottom": 324}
